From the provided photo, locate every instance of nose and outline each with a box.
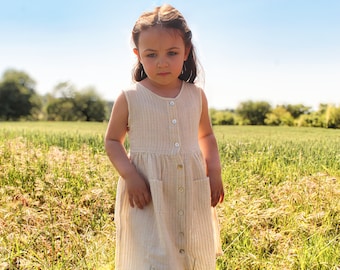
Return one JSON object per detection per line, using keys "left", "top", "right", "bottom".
{"left": 157, "top": 57, "right": 168, "bottom": 68}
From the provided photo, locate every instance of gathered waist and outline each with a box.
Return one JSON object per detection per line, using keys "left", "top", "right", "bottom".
{"left": 129, "top": 147, "right": 202, "bottom": 157}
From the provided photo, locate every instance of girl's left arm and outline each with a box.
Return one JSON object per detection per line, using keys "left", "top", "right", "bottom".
{"left": 198, "top": 89, "right": 224, "bottom": 207}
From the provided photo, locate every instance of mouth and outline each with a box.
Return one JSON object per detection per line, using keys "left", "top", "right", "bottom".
{"left": 157, "top": 72, "right": 171, "bottom": 76}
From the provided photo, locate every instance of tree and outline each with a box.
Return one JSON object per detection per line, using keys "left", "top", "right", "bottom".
{"left": 214, "top": 111, "right": 234, "bottom": 125}
{"left": 236, "top": 101, "right": 272, "bottom": 125}
{"left": 325, "top": 105, "right": 340, "bottom": 128}
{"left": 0, "top": 69, "right": 41, "bottom": 120}
{"left": 265, "top": 106, "right": 294, "bottom": 126}
{"left": 52, "top": 81, "right": 76, "bottom": 99}
{"left": 284, "top": 104, "right": 311, "bottom": 119}
{"left": 47, "top": 98, "right": 77, "bottom": 121}
{"left": 46, "top": 82, "right": 107, "bottom": 121}
{"left": 297, "top": 111, "right": 325, "bottom": 127}
{"left": 73, "top": 87, "right": 107, "bottom": 122}
{"left": 46, "top": 82, "right": 76, "bottom": 121}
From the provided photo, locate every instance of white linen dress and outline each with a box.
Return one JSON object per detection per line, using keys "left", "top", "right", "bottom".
{"left": 114, "top": 82, "right": 221, "bottom": 270}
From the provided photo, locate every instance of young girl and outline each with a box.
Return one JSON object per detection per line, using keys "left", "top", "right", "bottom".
{"left": 105, "top": 4, "right": 224, "bottom": 269}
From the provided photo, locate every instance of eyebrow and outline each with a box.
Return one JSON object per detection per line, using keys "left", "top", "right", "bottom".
{"left": 143, "top": 47, "right": 181, "bottom": 53}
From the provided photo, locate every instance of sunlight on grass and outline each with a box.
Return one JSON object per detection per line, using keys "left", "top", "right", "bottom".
{"left": 0, "top": 123, "right": 339, "bottom": 269}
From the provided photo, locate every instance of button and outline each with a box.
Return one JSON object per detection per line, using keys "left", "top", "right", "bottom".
{"left": 169, "top": 101, "right": 175, "bottom": 106}
{"left": 174, "top": 142, "right": 180, "bottom": 147}
{"left": 179, "top": 249, "right": 185, "bottom": 254}
{"left": 178, "top": 186, "right": 184, "bottom": 192}
{"left": 178, "top": 210, "right": 184, "bottom": 216}
{"left": 172, "top": 119, "right": 177, "bottom": 124}
{"left": 177, "top": 164, "right": 183, "bottom": 169}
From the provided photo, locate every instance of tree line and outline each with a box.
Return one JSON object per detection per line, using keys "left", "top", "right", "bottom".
{"left": 0, "top": 69, "right": 111, "bottom": 122}
{"left": 210, "top": 101, "right": 340, "bottom": 128}
{"left": 1, "top": 69, "right": 339, "bottom": 128}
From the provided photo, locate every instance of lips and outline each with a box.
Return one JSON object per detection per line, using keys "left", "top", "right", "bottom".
{"left": 157, "top": 72, "right": 170, "bottom": 76}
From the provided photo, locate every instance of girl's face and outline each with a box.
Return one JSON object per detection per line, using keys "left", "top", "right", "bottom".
{"left": 134, "top": 26, "right": 190, "bottom": 90}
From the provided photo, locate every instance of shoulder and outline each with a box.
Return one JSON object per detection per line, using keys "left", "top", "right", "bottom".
{"left": 122, "top": 83, "right": 148, "bottom": 101}
{"left": 183, "top": 82, "right": 204, "bottom": 95}
{"left": 121, "top": 83, "right": 138, "bottom": 96}
{"left": 182, "top": 82, "right": 206, "bottom": 106}
{"left": 111, "top": 84, "right": 139, "bottom": 115}
{"left": 114, "top": 83, "right": 138, "bottom": 107}
{"left": 112, "top": 91, "right": 128, "bottom": 117}
{"left": 183, "top": 81, "right": 201, "bottom": 91}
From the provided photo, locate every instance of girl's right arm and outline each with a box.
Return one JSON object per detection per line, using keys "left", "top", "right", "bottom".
{"left": 104, "top": 92, "right": 151, "bottom": 209}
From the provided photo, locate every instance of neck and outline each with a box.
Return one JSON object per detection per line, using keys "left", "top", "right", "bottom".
{"left": 140, "top": 79, "right": 183, "bottom": 98}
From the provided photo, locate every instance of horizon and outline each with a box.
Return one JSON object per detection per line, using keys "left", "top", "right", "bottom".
{"left": 1, "top": 0, "right": 339, "bottom": 110}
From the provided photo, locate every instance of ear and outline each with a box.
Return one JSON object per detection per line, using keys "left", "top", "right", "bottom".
{"left": 133, "top": 48, "right": 141, "bottom": 61}
{"left": 184, "top": 45, "right": 191, "bottom": 61}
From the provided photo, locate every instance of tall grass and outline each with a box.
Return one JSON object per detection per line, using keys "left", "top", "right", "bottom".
{"left": 1, "top": 122, "right": 115, "bottom": 269}
{"left": 0, "top": 123, "right": 339, "bottom": 269}
{"left": 215, "top": 126, "right": 340, "bottom": 269}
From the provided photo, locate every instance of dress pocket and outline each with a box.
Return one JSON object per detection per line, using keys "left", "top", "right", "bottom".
{"left": 149, "top": 178, "right": 166, "bottom": 214}
{"left": 192, "top": 177, "right": 211, "bottom": 209}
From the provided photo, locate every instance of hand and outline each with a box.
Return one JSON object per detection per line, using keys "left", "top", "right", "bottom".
{"left": 125, "top": 173, "right": 152, "bottom": 209}
{"left": 209, "top": 175, "right": 224, "bottom": 207}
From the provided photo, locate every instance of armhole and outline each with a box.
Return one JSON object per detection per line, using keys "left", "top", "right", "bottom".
{"left": 198, "top": 87, "right": 204, "bottom": 118}
{"left": 198, "top": 87, "right": 213, "bottom": 129}
{"left": 122, "top": 90, "right": 131, "bottom": 130}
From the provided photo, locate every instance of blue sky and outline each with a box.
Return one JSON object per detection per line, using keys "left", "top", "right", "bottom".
{"left": 1, "top": 0, "right": 339, "bottom": 109}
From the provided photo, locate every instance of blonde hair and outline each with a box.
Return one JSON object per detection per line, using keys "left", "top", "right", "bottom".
{"left": 131, "top": 4, "right": 198, "bottom": 83}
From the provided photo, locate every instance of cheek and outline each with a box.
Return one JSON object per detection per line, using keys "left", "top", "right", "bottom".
{"left": 140, "top": 57, "right": 151, "bottom": 67}
{"left": 142, "top": 59, "right": 155, "bottom": 69}
{"left": 174, "top": 59, "right": 185, "bottom": 70}
{"left": 140, "top": 59, "right": 157, "bottom": 75}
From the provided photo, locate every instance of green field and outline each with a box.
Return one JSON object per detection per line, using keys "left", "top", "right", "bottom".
{"left": 0, "top": 122, "right": 339, "bottom": 269}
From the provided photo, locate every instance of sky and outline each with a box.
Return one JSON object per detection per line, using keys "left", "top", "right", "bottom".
{"left": 1, "top": 0, "right": 339, "bottom": 110}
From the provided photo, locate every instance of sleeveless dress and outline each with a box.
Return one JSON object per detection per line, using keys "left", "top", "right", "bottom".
{"left": 114, "top": 82, "right": 221, "bottom": 270}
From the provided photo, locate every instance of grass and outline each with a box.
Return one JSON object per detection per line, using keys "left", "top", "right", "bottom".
{"left": 0, "top": 122, "right": 339, "bottom": 269}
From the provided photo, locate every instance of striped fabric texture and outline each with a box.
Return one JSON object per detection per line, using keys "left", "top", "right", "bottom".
{"left": 114, "top": 82, "right": 221, "bottom": 270}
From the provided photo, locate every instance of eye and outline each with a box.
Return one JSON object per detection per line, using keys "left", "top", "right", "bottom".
{"left": 168, "top": 51, "right": 178, "bottom": 56}
{"left": 146, "top": 53, "right": 156, "bottom": 58}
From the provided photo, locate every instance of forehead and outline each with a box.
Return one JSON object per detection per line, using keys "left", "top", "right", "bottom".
{"left": 138, "top": 26, "right": 185, "bottom": 49}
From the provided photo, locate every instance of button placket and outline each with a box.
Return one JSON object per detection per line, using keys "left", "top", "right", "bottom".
{"left": 176, "top": 158, "right": 186, "bottom": 253}
{"left": 168, "top": 100, "right": 180, "bottom": 154}
{"left": 177, "top": 163, "right": 184, "bottom": 192}
{"left": 168, "top": 100, "right": 186, "bottom": 251}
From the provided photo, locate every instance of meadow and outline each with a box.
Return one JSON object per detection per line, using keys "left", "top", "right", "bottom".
{"left": 0, "top": 122, "right": 339, "bottom": 269}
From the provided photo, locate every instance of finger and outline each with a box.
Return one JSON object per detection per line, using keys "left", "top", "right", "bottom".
{"left": 144, "top": 191, "right": 152, "bottom": 205}
{"left": 129, "top": 196, "right": 142, "bottom": 209}
{"left": 211, "top": 196, "right": 218, "bottom": 207}
{"left": 137, "top": 203, "right": 143, "bottom": 209}
{"left": 211, "top": 192, "right": 223, "bottom": 207}
{"left": 211, "top": 191, "right": 216, "bottom": 204}
{"left": 140, "top": 201, "right": 146, "bottom": 209}
{"left": 136, "top": 194, "right": 147, "bottom": 209}
{"left": 129, "top": 196, "right": 135, "bottom": 208}
{"left": 219, "top": 192, "right": 225, "bottom": 203}
{"left": 137, "top": 192, "right": 152, "bottom": 209}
